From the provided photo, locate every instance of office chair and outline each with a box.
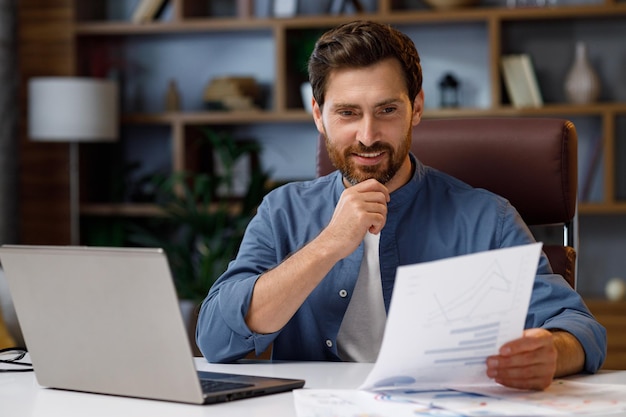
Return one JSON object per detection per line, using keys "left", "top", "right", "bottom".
{"left": 316, "top": 118, "right": 578, "bottom": 289}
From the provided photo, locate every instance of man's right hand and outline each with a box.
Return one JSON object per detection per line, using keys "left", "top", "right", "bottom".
{"left": 245, "top": 178, "right": 389, "bottom": 334}
{"left": 318, "top": 178, "right": 390, "bottom": 261}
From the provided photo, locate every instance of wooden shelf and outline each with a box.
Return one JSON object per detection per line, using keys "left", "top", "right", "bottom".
{"left": 74, "top": 18, "right": 276, "bottom": 35}
{"left": 579, "top": 202, "right": 626, "bottom": 215}
{"left": 584, "top": 299, "right": 626, "bottom": 370}
{"left": 73, "top": 4, "right": 626, "bottom": 36}
{"left": 81, "top": 202, "right": 244, "bottom": 217}
{"left": 81, "top": 203, "right": 165, "bottom": 217}
{"left": 122, "top": 110, "right": 314, "bottom": 125}
{"left": 19, "top": 0, "right": 626, "bottom": 245}
{"left": 121, "top": 102, "right": 626, "bottom": 126}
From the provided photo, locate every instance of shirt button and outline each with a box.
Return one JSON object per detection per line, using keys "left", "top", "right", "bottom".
{"left": 325, "top": 339, "right": 333, "bottom": 348}
{"left": 339, "top": 289, "right": 348, "bottom": 298}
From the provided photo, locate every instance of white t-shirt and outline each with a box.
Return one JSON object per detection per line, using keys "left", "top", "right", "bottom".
{"left": 336, "top": 232, "right": 387, "bottom": 362}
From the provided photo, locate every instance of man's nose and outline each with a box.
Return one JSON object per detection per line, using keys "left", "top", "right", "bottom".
{"left": 356, "top": 115, "right": 380, "bottom": 147}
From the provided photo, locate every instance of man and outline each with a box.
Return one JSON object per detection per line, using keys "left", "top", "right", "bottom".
{"left": 196, "top": 20, "right": 606, "bottom": 390}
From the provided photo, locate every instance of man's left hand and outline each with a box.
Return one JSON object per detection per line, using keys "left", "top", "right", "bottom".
{"left": 486, "top": 328, "right": 557, "bottom": 390}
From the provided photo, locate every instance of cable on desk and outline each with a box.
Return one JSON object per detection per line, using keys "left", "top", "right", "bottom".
{"left": 0, "top": 347, "right": 34, "bottom": 372}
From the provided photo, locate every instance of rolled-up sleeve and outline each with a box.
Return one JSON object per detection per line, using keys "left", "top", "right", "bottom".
{"left": 196, "top": 199, "right": 281, "bottom": 362}
{"left": 527, "top": 273, "right": 607, "bottom": 373}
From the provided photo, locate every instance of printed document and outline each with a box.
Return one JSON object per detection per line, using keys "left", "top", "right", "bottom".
{"left": 295, "top": 380, "right": 626, "bottom": 417}
{"left": 360, "top": 243, "right": 542, "bottom": 391}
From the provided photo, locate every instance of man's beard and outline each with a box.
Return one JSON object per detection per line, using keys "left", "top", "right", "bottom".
{"left": 325, "top": 128, "right": 412, "bottom": 186}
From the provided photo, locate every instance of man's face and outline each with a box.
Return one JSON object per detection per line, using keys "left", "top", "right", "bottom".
{"left": 312, "top": 58, "right": 423, "bottom": 191}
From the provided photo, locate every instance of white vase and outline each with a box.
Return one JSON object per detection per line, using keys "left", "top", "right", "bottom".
{"left": 301, "top": 82, "right": 313, "bottom": 113}
{"left": 564, "top": 42, "right": 600, "bottom": 104}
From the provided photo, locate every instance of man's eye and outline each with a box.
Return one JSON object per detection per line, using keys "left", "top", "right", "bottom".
{"left": 381, "top": 107, "right": 396, "bottom": 114}
{"left": 339, "top": 110, "right": 355, "bottom": 116}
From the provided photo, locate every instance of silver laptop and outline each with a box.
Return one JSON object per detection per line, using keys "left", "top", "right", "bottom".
{"left": 0, "top": 245, "right": 304, "bottom": 404}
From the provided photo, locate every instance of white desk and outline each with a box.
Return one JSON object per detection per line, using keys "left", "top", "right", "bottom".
{"left": 2, "top": 359, "right": 626, "bottom": 417}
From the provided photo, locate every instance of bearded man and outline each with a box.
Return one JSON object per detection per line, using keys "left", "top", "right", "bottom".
{"left": 196, "top": 20, "right": 606, "bottom": 391}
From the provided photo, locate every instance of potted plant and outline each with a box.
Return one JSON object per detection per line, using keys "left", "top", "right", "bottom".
{"left": 288, "top": 28, "right": 324, "bottom": 111}
{"left": 129, "top": 128, "right": 270, "bottom": 306}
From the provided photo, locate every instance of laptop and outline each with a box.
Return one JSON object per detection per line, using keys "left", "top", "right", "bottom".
{"left": 0, "top": 245, "right": 304, "bottom": 404}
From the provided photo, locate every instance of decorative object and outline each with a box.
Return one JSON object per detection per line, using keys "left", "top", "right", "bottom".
{"left": 203, "top": 76, "right": 261, "bottom": 111}
{"left": 131, "top": 0, "right": 168, "bottom": 23}
{"left": 329, "top": 0, "right": 364, "bottom": 14}
{"left": 236, "top": 0, "right": 254, "bottom": 18}
{"left": 423, "top": 0, "right": 479, "bottom": 10}
{"left": 564, "top": 41, "right": 600, "bottom": 105}
{"left": 605, "top": 277, "right": 626, "bottom": 302}
{"left": 507, "top": 0, "right": 556, "bottom": 7}
{"left": 501, "top": 54, "right": 543, "bottom": 108}
{"left": 165, "top": 78, "right": 180, "bottom": 111}
{"left": 273, "top": 0, "right": 298, "bottom": 17}
{"left": 439, "top": 73, "right": 459, "bottom": 108}
{"left": 28, "top": 77, "right": 119, "bottom": 245}
{"left": 301, "top": 82, "right": 313, "bottom": 113}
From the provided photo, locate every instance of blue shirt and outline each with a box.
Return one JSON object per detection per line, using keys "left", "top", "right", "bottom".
{"left": 196, "top": 155, "right": 606, "bottom": 372}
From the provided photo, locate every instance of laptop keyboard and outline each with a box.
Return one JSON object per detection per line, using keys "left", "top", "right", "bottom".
{"left": 200, "top": 378, "right": 254, "bottom": 393}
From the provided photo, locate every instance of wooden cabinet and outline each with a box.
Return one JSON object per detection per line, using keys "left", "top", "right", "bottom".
{"left": 585, "top": 299, "right": 626, "bottom": 370}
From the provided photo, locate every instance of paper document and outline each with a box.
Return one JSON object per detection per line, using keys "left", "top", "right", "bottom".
{"left": 295, "top": 380, "right": 626, "bottom": 417}
{"left": 360, "top": 243, "right": 542, "bottom": 391}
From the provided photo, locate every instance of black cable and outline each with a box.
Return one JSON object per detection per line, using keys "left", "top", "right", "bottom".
{"left": 0, "top": 347, "right": 34, "bottom": 372}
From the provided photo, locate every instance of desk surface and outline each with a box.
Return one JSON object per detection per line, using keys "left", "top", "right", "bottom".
{"left": 2, "top": 359, "right": 626, "bottom": 417}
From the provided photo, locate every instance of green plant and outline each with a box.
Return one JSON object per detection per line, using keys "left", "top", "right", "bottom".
{"left": 288, "top": 29, "right": 325, "bottom": 79}
{"left": 129, "top": 129, "right": 270, "bottom": 303}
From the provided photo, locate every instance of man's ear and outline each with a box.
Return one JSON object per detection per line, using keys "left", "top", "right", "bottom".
{"left": 312, "top": 98, "right": 325, "bottom": 134}
{"left": 411, "top": 90, "right": 424, "bottom": 127}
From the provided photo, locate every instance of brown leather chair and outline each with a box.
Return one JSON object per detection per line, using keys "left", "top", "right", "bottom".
{"left": 316, "top": 118, "right": 578, "bottom": 289}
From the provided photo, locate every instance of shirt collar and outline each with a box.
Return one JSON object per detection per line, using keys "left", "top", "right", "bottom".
{"left": 329, "top": 153, "right": 425, "bottom": 210}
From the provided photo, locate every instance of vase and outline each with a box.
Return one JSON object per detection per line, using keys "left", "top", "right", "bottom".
{"left": 564, "top": 42, "right": 600, "bottom": 104}
{"left": 301, "top": 82, "right": 313, "bottom": 113}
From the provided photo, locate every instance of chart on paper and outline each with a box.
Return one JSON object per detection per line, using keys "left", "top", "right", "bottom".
{"left": 428, "top": 260, "right": 512, "bottom": 323}
{"left": 424, "top": 258, "right": 520, "bottom": 369}
{"left": 360, "top": 243, "right": 543, "bottom": 391}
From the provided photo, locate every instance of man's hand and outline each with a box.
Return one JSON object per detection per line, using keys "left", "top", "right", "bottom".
{"left": 486, "top": 328, "right": 584, "bottom": 390}
{"left": 319, "top": 178, "right": 390, "bottom": 260}
{"left": 245, "top": 178, "right": 389, "bottom": 334}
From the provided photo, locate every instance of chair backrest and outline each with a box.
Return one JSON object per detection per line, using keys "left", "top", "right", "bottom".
{"left": 316, "top": 118, "right": 578, "bottom": 288}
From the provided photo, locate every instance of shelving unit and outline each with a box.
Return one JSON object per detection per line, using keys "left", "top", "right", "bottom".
{"left": 17, "top": 0, "right": 626, "bottom": 368}
{"left": 67, "top": 0, "right": 626, "bottom": 222}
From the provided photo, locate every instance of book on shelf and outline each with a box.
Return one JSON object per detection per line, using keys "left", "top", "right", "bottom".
{"left": 131, "top": 0, "right": 168, "bottom": 23}
{"left": 501, "top": 54, "right": 543, "bottom": 108}
{"left": 237, "top": 0, "right": 254, "bottom": 18}
{"left": 580, "top": 134, "right": 603, "bottom": 202}
{"left": 329, "top": 0, "right": 365, "bottom": 14}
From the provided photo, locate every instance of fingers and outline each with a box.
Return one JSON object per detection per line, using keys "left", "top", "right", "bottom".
{"left": 320, "top": 179, "right": 389, "bottom": 258}
{"left": 345, "top": 179, "right": 390, "bottom": 234}
{"left": 486, "top": 329, "right": 557, "bottom": 390}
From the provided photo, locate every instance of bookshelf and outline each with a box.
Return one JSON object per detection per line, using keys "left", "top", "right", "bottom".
{"left": 19, "top": 0, "right": 626, "bottom": 234}
{"left": 17, "top": 0, "right": 626, "bottom": 369}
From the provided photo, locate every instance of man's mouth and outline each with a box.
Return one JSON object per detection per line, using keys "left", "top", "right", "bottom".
{"left": 356, "top": 151, "right": 383, "bottom": 158}
{"left": 352, "top": 151, "right": 386, "bottom": 166}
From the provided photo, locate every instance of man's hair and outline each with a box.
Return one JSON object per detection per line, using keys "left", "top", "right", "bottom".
{"left": 308, "top": 20, "right": 423, "bottom": 108}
